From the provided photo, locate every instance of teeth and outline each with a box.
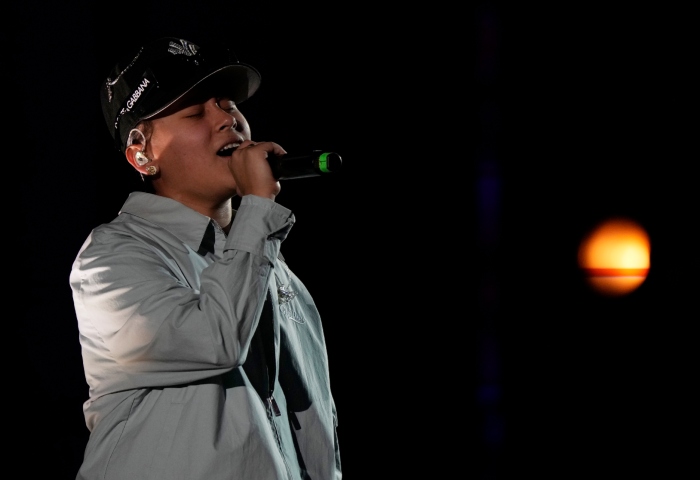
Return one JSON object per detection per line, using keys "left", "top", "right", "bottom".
{"left": 218, "top": 143, "right": 240, "bottom": 153}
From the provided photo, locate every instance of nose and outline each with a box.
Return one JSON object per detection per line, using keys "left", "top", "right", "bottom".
{"left": 212, "top": 99, "right": 237, "bottom": 130}
{"left": 218, "top": 110, "right": 237, "bottom": 131}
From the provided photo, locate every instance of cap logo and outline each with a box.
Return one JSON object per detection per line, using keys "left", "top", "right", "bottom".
{"left": 167, "top": 39, "right": 199, "bottom": 57}
{"left": 113, "top": 76, "right": 153, "bottom": 131}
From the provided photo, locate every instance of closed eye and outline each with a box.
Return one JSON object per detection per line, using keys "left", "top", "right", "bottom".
{"left": 217, "top": 98, "right": 237, "bottom": 113}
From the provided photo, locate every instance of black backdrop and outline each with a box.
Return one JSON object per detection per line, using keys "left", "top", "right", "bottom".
{"left": 11, "top": 1, "right": 696, "bottom": 478}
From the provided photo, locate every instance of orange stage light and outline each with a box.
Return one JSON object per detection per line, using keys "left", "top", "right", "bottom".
{"left": 578, "top": 217, "right": 651, "bottom": 296}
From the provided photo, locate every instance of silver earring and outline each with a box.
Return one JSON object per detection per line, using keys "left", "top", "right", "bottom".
{"left": 146, "top": 165, "right": 158, "bottom": 175}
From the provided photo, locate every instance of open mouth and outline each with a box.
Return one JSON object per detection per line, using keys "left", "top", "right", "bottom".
{"left": 217, "top": 143, "right": 240, "bottom": 157}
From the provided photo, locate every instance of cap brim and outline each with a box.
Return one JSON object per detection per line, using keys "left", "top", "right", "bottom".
{"left": 141, "top": 63, "right": 261, "bottom": 120}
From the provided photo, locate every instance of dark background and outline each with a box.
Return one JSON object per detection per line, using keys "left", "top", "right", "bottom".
{"left": 477, "top": 4, "right": 696, "bottom": 479}
{"left": 11, "top": 1, "right": 695, "bottom": 478}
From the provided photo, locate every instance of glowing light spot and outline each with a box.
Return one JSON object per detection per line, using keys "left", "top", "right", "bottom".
{"left": 578, "top": 217, "right": 650, "bottom": 296}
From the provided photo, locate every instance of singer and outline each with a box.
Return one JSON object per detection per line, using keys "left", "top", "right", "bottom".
{"left": 69, "top": 37, "right": 341, "bottom": 480}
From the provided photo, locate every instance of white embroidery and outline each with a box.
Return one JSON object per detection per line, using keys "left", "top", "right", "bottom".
{"left": 277, "top": 284, "right": 297, "bottom": 305}
{"left": 113, "top": 77, "right": 152, "bottom": 130}
{"left": 277, "top": 283, "right": 304, "bottom": 324}
{"left": 168, "top": 39, "right": 198, "bottom": 56}
{"left": 280, "top": 303, "right": 305, "bottom": 324}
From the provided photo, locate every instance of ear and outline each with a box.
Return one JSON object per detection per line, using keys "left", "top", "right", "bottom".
{"left": 125, "top": 145, "right": 150, "bottom": 174}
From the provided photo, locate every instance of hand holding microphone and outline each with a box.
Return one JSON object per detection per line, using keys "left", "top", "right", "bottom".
{"left": 229, "top": 140, "right": 285, "bottom": 199}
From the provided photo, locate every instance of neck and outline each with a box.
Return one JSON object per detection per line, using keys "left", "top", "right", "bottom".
{"left": 211, "top": 202, "right": 234, "bottom": 234}
{"left": 191, "top": 199, "right": 232, "bottom": 234}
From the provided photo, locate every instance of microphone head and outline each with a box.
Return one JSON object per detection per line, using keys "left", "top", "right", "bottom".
{"left": 318, "top": 152, "right": 342, "bottom": 173}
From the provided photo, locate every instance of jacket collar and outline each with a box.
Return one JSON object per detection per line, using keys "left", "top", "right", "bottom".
{"left": 119, "top": 191, "right": 226, "bottom": 253}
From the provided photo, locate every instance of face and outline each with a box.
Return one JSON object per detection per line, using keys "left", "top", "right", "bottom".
{"left": 146, "top": 88, "right": 252, "bottom": 204}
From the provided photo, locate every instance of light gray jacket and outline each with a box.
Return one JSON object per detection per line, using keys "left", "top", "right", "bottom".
{"left": 70, "top": 192, "right": 341, "bottom": 480}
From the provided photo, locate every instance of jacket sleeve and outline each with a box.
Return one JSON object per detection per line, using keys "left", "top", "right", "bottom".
{"left": 70, "top": 195, "right": 294, "bottom": 394}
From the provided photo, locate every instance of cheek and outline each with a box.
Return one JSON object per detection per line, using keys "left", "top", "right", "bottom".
{"left": 152, "top": 127, "right": 206, "bottom": 160}
{"left": 234, "top": 114, "right": 252, "bottom": 139}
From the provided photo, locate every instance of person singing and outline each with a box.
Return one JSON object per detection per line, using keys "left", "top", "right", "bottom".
{"left": 69, "top": 36, "right": 341, "bottom": 480}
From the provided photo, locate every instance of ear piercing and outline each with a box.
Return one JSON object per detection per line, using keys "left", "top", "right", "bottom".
{"left": 146, "top": 165, "right": 158, "bottom": 175}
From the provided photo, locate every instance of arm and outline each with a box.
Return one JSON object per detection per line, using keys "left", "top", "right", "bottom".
{"left": 71, "top": 195, "right": 293, "bottom": 393}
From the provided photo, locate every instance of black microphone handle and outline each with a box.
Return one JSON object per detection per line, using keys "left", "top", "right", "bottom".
{"left": 267, "top": 150, "right": 343, "bottom": 180}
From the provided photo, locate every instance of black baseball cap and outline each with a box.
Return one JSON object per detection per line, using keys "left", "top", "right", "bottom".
{"left": 100, "top": 37, "right": 261, "bottom": 152}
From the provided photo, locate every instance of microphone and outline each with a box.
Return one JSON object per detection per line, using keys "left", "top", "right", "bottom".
{"left": 267, "top": 150, "right": 343, "bottom": 180}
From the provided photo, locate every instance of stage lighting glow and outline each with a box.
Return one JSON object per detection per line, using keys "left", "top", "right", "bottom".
{"left": 578, "top": 217, "right": 650, "bottom": 296}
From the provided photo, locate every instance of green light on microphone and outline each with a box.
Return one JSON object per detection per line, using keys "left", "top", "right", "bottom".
{"left": 319, "top": 152, "right": 332, "bottom": 173}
